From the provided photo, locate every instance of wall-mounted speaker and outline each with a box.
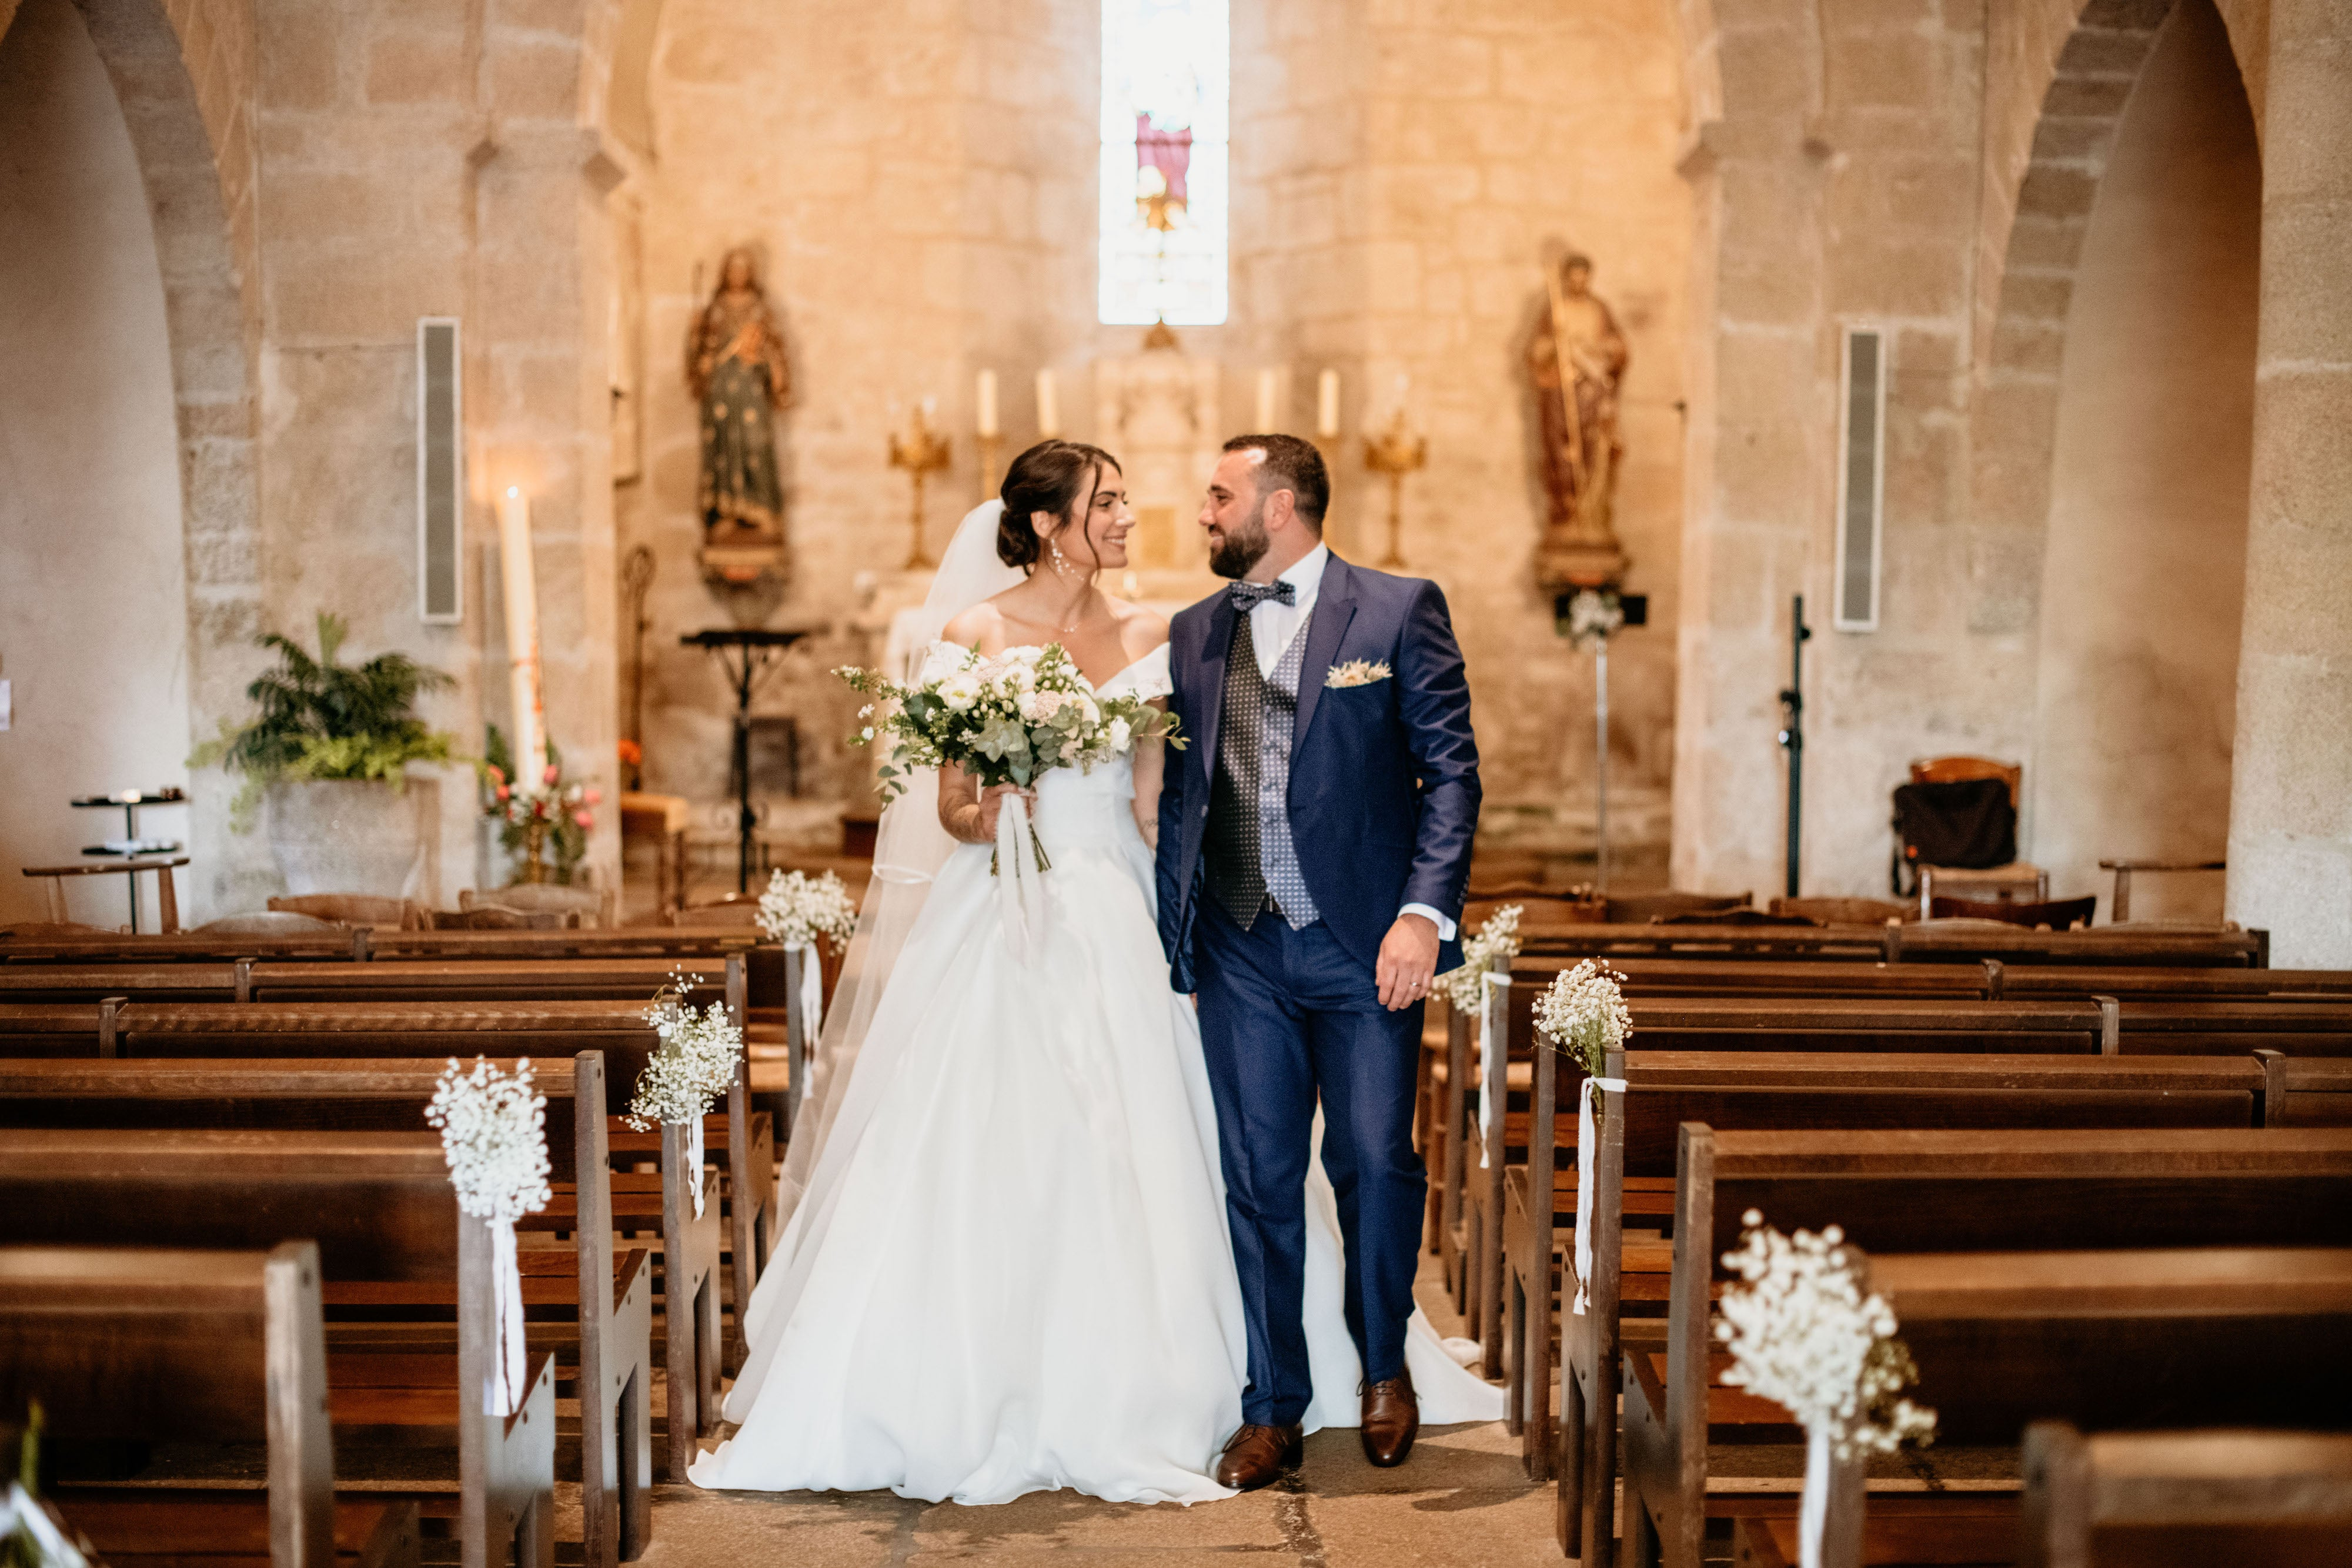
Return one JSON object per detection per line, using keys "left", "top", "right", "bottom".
{"left": 417, "top": 317, "right": 463, "bottom": 623}
{"left": 1833, "top": 323, "right": 1886, "bottom": 632}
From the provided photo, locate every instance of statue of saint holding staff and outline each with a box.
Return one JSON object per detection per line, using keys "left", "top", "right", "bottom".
{"left": 1528, "top": 250, "right": 1631, "bottom": 588}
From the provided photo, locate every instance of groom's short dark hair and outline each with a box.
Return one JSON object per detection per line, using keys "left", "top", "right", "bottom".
{"left": 1224, "top": 434, "right": 1328, "bottom": 530}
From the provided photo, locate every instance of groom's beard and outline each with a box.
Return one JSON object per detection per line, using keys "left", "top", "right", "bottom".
{"left": 1208, "top": 502, "right": 1271, "bottom": 580}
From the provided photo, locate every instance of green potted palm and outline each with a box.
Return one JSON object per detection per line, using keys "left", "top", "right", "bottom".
{"left": 189, "top": 614, "right": 458, "bottom": 896}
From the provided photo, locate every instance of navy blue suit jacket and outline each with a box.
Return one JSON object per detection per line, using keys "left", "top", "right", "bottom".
{"left": 1155, "top": 554, "right": 1481, "bottom": 994}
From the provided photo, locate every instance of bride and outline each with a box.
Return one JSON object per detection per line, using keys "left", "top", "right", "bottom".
{"left": 691, "top": 440, "right": 1501, "bottom": 1506}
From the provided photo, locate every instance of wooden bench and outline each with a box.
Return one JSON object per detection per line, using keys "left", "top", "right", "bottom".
{"left": 1454, "top": 987, "right": 2114, "bottom": 1373}
{"left": 0, "top": 1054, "right": 667, "bottom": 1564}
{"left": 1521, "top": 1050, "right": 2268, "bottom": 1560}
{"left": 1514, "top": 925, "right": 2269, "bottom": 968}
{"left": 1622, "top": 1128, "right": 2352, "bottom": 1568}
{"left": 0, "top": 1242, "right": 422, "bottom": 1568}
{"left": 2019, "top": 1423, "right": 2352, "bottom": 1568}
{"left": 0, "top": 1128, "right": 560, "bottom": 1568}
{"left": 109, "top": 998, "right": 773, "bottom": 1362}
{"left": 1726, "top": 1247, "right": 2352, "bottom": 1568}
{"left": 2264, "top": 1055, "right": 2352, "bottom": 1127}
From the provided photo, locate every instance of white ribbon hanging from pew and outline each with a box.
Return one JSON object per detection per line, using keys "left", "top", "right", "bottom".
{"left": 786, "top": 940, "right": 824, "bottom": 1054}
{"left": 1478, "top": 970, "right": 1506, "bottom": 1169}
{"left": 1799, "top": 1425, "right": 1832, "bottom": 1568}
{"left": 687, "top": 1115, "right": 706, "bottom": 1219}
{"left": 1571, "top": 1073, "right": 1627, "bottom": 1316}
{"left": 488, "top": 1217, "right": 529, "bottom": 1416}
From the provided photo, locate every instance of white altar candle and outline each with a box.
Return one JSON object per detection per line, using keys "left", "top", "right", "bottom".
{"left": 1035, "top": 369, "right": 1061, "bottom": 437}
{"left": 1255, "top": 368, "right": 1278, "bottom": 433}
{"left": 496, "top": 487, "right": 547, "bottom": 786}
{"left": 1317, "top": 369, "right": 1341, "bottom": 438}
{"left": 976, "top": 369, "right": 999, "bottom": 437}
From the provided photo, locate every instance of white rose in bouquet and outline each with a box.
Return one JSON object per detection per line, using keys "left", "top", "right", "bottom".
{"left": 938, "top": 671, "right": 983, "bottom": 711}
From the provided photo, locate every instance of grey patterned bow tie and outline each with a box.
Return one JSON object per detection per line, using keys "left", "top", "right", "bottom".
{"left": 1227, "top": 580, "right": 1297, "bottom": 610}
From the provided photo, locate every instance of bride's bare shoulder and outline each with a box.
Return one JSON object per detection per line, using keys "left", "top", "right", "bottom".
{"left": 1108, "top": 596, "right": 1170, "bottom": 657}
{"left": 940, "top": 601, "right": 1007, "bottom": 651}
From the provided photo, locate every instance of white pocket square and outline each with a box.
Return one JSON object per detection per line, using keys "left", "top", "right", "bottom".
{"left": 1327, "top": 660, "right": 1392, "bottom": 688}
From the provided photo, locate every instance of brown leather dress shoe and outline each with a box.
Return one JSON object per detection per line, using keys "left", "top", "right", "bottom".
{"left": 1215, "top": 1422, "right": 1304, "bottom": 1490}
{"left": 1359, "top": 1369, "right": 1418, "bottom": 1466}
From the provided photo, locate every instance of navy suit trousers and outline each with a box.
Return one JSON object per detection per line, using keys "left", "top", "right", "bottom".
{"left": 1194, "top": 895, "right": 1427, "bottom": 1426}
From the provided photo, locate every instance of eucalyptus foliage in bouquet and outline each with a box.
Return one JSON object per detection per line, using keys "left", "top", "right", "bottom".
{"left": 1534, "top": 958, "right": 1632, "bottom": 1078}
{"left": 1437, "top": 904, "right": 1523, "bottom": 1014}
{"left": 755, "top": 868, "right": 859, "bottom": 952}
{"left": 1715, "top": 1211, "right": 1936, "bottom": 1462}
{"left": 189, "top": 613, "right": 457, "bottom": 828}
{"left": 837, "top": 642, "right": 1184, "bottom": 873}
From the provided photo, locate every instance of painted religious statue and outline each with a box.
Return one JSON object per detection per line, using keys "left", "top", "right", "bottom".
{"left": 687, "top": 246, "right": 794, "bottom": 586}
{"left": 1528, "top": 251, "right": 1631, "bottom": 589}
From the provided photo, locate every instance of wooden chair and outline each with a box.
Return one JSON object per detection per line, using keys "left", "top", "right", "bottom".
{"left": 0, "top": 1242, "right": 422, "bottom": 1568}
{"left": 1620, "top": 1127, "right": 2352, "bottom": 1568}
{"left": 620, "top": 793, "right": 692, "bottom": 920}
{"left": 1930, "top": 892, "right": 2097, "bottom": 930}
{"left": 0, "top": 1053, "right": 661, "bottom": 1564}
{"left": 269, "top": 892, "right": 431, "bottom": 930}
{"left": 20, "top": 855, "right": 188, "bottom": 934}
{"left": 1767, "top": 896, "right": 1912, "bottom": 925}
{"left": 0, "top": 1129, "right": 559, "bottom": 1568}
{"left": 1908, "top": 754, "right": 2047, "bottom": 912}
{"left": 2020, "top": 1423, "right": 2352, "bottom": 1568}
{"left": 462, "top": 883, "right": 618, "bottom": 930}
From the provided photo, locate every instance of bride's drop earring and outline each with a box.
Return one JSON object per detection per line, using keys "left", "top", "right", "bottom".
{"left": 1048, "top": 537, "right": 1074, "bottom": 576}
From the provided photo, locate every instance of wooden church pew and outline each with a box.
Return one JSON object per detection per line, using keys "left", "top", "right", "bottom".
{"left": 1525, "top": 1050, "right": 2268, "bottom": 1560}
{"left": 0, "top": 1241, "right": 422, "bottom": 1568}
{"left": 2018, "top": 1423, "right": 2352, "bottom": 1568}
{"left": 2264, "top": 1055, "right": 2352, "bottom": 1126}
{"left": 0, "top": 929, "right": 757, "bottom": 965}
{"left": 0, "top": 1053, "right": 666, "bottom": 1565}
{"left": 0, "top": 1128, "right": 559, "bottom": 1568}
{"left": 1622, "top": 1128, "right": 2352, "bottom": 1568}
{"left": 1724, "top": 1248, "right": 2352, "bottom": 1568}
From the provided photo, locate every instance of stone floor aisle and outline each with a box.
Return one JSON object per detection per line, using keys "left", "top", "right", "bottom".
{"left": 646, "top": 1257, "right": 1551, "bottom": 1567}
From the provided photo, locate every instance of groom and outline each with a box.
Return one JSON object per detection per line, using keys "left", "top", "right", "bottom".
{"left": 1157, "top": 434, "right": 1480, "bottom": 1488}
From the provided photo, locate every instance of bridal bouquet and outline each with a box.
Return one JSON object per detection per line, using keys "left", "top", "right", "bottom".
{"left": 837, "top": 643, "right": 1182, "bottom": 874}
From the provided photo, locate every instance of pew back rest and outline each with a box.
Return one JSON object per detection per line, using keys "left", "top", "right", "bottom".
{"left": 1872, "top": 1246, "right": 2352, "bottom": 1442}
{"left": 1606, "top": 1055, "right": 2265, "bottom": 1176}
{"left": 0, "top": 1130, "right": 457, "bottom": 1281}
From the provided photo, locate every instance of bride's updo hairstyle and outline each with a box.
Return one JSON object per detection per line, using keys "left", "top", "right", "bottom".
{"left": 997, "top": 439, "right": 1119, "bottom": 572}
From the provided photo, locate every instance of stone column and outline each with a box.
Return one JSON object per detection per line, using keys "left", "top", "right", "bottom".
{"left": 2225, "top": 0, "right": 2352, "bottom": 965}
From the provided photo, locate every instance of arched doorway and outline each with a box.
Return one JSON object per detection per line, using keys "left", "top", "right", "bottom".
{"left": 2027, "top": 0, "right": 2261, "bottom": 922}
{"left": 0, "top": 0, "right": 192, "bottom": 927}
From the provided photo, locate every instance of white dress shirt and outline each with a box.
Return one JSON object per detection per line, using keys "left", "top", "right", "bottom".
{"left": 1244, "top": 544, "right": 1456, "bottom": 944}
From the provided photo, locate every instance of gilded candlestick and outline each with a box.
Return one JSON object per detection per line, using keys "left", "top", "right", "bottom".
{"left": 888, "top": 407, "right": 951, "bottom": 569}
{"left": 1363, "top": 409, "right": 1428, "bottom": 569}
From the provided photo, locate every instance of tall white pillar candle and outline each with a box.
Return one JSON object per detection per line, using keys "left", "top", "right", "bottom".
{"left": 1255, "top": 369, "right": 1278, "bottom": 432}
{"left": 975, "top": 369, "right": 998, "bottom": 437}
{"left": 496, "top": 487, "right": 547, "bottom": 786}
{"left": 1317, "top": 369, "right": 1341, "bottom": 438}
{"left": 1035, "top": 369, "right": 1061, "bottom": 437}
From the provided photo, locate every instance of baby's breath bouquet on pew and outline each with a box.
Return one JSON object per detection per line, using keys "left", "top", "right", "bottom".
{"left": 425, "top": 1058, "right": 552, "bottom": 1417}
{"left": 837, "top": 643, "right": 1183, "bottom": 877}
{"left": 625, "top": 978, "right": 744, "bottom": 1218}
{"left": 756, "top": 869, "right": 859, "bottom": 1045}
{"left": 1436, "top": 904, "right": 1523, "bottom": 1015}
{"left": 1533, "top": 959, "right": 1632, "bottom": 1315}
{"left": 1717, "top": 1212, "right": 1936, "bottom": 1567}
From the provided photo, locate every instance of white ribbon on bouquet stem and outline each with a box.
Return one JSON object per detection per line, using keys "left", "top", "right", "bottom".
{"left": 488, "top": 1218, "right": 529, "bottom": 1415}
{"left": 686, "top": 1114, "right": 706, "bottom": 1218}
{"left": 1571, "top": 1072, "right": 1627, "bottom": 1315}
{"left": 995, "top": 792, "right": 1048, "bottom": 965}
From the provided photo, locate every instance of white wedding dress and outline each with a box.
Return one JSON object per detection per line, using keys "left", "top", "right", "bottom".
{"left": 690, "top": 640, "right": 1501, "bottom": 1506}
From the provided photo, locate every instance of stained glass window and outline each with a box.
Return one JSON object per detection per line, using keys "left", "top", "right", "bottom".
{"left": 1099, "top": 0, "right": 1228, "bottom": 326}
